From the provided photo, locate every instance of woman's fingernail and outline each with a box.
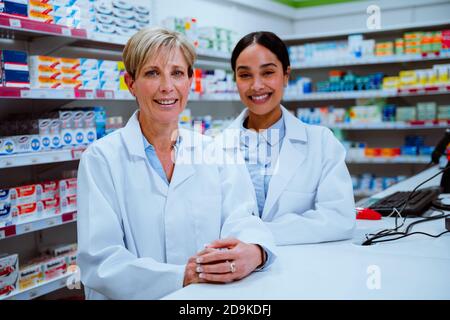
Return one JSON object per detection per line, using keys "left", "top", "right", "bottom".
{"left": 196, "top": 257, "right": 203, "bottom": 263}
{"left": 199, "top": 273, "right": 204, "bottom": 279}
{"left": 196, "top": 265, "right": 203, "bottom": 273}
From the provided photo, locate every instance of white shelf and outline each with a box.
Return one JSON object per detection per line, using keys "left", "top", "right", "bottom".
{"left": 0, "top": 272, "right": 74, "bottom": 300}
{"left": 0, "top": 148, "right": 85, "bottom": 169}
{"left": 329, "top": 122, "right": 450, "bottom": 130}
{"left": 282, "top": 20, "right": 450, "bottom": 42}
{"left": 189, "top": 93, "right": 240, "bottom": 101}
{"left": 0, "top": 212, "right": 77, "bottom": 240}
{"left": 284, "top": 85, "right": 450, "bottom": 101}
{"left": 346, "top": 156, "right": 430, "bottom": 164}
{"left": 291, "top": 52, "right": 450, "bottom": 69}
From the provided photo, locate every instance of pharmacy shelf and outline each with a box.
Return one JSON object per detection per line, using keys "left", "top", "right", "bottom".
{"left": 0, "top": 87, "right": 241, "bottom": 102}
{"left": 0, "top": 13, "right": 87, "bottom": 39}
{"left": 346, "top": 156, "right": 430, "bottom": 164}
{"left": 0, "top": 148, "right": 85, "bottom": 169}
{"left": 0, "top": 212, "right": 77, "bottom": 241}
{"left": 282, "top": 20, "right": 450, "bottom": 43}
{"left": 329, "top": 121, "right": 450, "bottom": 130}
{"left": 291, "top": 52, "right": 450, "bottom": 70}
{"left": 0, "top": 272, "right": 74, "bottom": 300}
{"left": 0, "top": 14, "right": 231, "bottom": 63}
{"left": 284, "top": 85, "right": 450, "bottom": 101}
{"left": 189, "top": 93, "right": 240, "bottom": 101}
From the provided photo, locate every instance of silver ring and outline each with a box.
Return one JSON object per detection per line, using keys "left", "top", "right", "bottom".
{"left": 229, "top": 261, "right": 236, "bottom": 273}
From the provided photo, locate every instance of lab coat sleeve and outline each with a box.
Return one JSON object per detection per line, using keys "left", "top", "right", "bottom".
{"left": 265, "top": 129, "right": 356, "bottom": 245}
{"left": 217, "top": 159, "right": 277, "bottom": 269}
{"left": 77, "top": 147, "right": 185, "bottom": 300}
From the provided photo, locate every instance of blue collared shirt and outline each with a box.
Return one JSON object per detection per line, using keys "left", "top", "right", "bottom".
{"left": 143, "top": 135, "right": 181, "bottom": 185}
{"left": 240, "top": 114, "right": 286, "bottom": 217}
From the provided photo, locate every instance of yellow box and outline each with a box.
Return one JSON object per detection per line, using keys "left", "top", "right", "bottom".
{"left": 382, "top": 76, "right": 400, "bottom": 89}
{"left": 19, "top": 264, "right": 43, "bottom": 290}
{"left": 399, "top": 71, "right": 418, "bottom": 87}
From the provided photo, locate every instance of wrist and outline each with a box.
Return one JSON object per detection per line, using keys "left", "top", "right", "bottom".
{"left": 255, "top": 245, "right": 266, "bottom": 269}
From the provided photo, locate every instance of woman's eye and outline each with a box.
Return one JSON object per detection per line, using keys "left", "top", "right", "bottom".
{"left": 263, "top": 71, "right": 275, "bottom": 76}
{"left": 238, "top": 73, "right": 251, "bottom": 79}
{"left": 145, "top": 70, "right": 158, "bottom": 77}
{"left": 173, "top": 70, "right": 184, "bottom": 77}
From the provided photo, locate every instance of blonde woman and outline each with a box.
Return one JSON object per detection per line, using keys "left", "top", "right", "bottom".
{"left": 76, "top": 27, "right": 275, "bottom": 300}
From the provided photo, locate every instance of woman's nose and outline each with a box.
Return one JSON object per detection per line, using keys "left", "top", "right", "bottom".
{"left": 250, "top": 76, "right": 264, "bottom": 91}
{"left": 159, "top": 75, "right": 175, "bottom": 92}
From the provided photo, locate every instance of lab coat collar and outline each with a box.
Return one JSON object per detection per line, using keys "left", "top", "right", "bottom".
{"left": 223, "top": 105, "right": 308, "bottom": 150}
{"left": 121, "top": 110, "right": 199, "bottom": 160}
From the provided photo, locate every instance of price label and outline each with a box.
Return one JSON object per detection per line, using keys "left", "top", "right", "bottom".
{"left": 72, "top": 148, "right": 85, "bottom": 159}
{"left": 63, "top": 90, "right": 75, "bottom": 99}
{"left": 9, "top": 19, "right": 21, "bottom": 28}
{"left": 105, "top": 91, "right": 113, "bottom": 99}
{"left": 85, "top": 91, "right": 94, "bottom": 99}
{"left": 47, "top": 218, "right": 58, "bottom": 226}
{"left": 61, "top": 27, "right": 71, "bottom": 36}
{"left": 29, "top": 291, "right": 38, "bottom": 299}
{"left": 20, "top": 90, "right": 31, "bottom": 98}
{"left": 23, "top": 223, "right": 33, "bottom": 232}
{"left": 0, "top": 230, "right": 5, "bottom": 240}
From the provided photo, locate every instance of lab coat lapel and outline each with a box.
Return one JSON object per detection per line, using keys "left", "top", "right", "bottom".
{"left": 169, "top": 128, "right": 196, "bottom": 190}
{"left": 262, "top": 106, "right": 308, "bottom": 220}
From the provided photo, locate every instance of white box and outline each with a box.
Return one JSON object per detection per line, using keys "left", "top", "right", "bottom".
{"left": 59, "top": 178, "right": 77, "bottom": 197}
{"left": 61, "top": 194, "right": 77, "bottom": 214}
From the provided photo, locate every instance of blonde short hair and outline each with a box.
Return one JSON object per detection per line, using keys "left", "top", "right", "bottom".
{"left": 123, "top": 26, "right": 196, "bottom": 79}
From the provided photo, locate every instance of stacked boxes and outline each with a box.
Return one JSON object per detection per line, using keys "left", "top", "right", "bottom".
{"left": 80, "top": 58, "right": 98, "bottom": 90}
{"left": 59, "top": 178, "right": 77, "bottom": 214}
{"left": 162, "top": 16, "right": 237, "bottom": 54}
{"left": 0, "top": 254, "right": 19, "bottom": 298}
{"left": 383, "top": 63, "right": 450, "bottom": 90}
{"left": 28, "top": 0, "right": 54, "bottom": 23}
{"left": 0, "top": 108, "right": 100, "bottom": 156}
{"left": 50, "top": 0, "right": 82, "bottom": 28}
{"left": 1, "top": 0, "right": 28, "bottom": 17}
{"left": 91, "top": 0, "right": 151, "bottom": 37}
{"left": 29, "top": 55, "right": 62, "bottom": 89}
{"left": 0, "top": 50, "right": 30, "bottom": 88}
{"left": 0, "top": 178, "right": 77, "bottom": 227}
{"left": 29, "top": 55, "right": 126, "bottom": 91}
{"left": 197, "top": 26, "right": 238, "bottom": 54}
{"left": 98, "top": 59, "right": 119, "bottom": 90}
{"left": 191, "top": 68, "right": 236, "bottom": 95}
{"left": 60, "top": 58, "right": 81, "bottom": 89}
{"left": 59, "top": 109, "right": 97, "bottom": 147}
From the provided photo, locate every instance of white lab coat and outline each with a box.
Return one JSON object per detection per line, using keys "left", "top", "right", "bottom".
{"left": 218, "top": 105, "right": 356, "bottom": 245}
{"left": 76, "top": 111, "right": 276, "bottom": 300}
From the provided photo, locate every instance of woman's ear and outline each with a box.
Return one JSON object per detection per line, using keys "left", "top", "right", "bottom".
{"left": 284, "top": 66, "right": 291, "bottom": 87}
{"left": 124, "top": 72, "right": 135, "bottom": 96}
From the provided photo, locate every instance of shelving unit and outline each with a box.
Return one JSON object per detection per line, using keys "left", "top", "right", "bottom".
{"left": 0, "top": 212, "right": 77, "bottom": 240}
{"left": 1, "top": 3, "right": 449, "bottom": 300}
{"left": 283, "top": 21, "right": 450, "bottom": 201}
{"left": 0, "top": 9, "right": 236, "bottom": 300}
{"left": 0, "top": 272, "right": 75, "bottom": 301}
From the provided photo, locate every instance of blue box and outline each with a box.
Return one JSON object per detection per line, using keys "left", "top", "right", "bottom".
{"left": 2, "top": 0, "right": 28, "bottom": 17}
{"left": 1, "top": 50, "right": 28, "bottom": 65}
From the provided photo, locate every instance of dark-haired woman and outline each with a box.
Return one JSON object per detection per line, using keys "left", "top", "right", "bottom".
{"left": 218, "top": 31, "right": 356, "bottom": 245}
